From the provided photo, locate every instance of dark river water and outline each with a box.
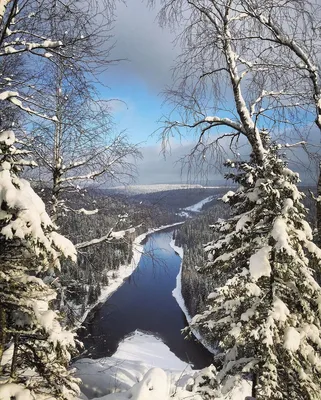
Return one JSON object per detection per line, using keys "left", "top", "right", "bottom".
{"left": 78, "top": 229, "right": 213, "bottom": 369}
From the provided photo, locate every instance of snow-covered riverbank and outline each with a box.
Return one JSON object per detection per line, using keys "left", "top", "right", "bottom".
{"left": 75, "top": 330, "right": 251, "bottom": 400}
{"left": 75, "top": 330, "right": 194, "bottom": 400}
{"left": 183, "top": 196, "right": 215, "bottom": 212}
{"left": 170, "top": 238, "right": 189, "bottom": 319}
{"left": 169, "top": 238, "right": 216, "bottom": 355}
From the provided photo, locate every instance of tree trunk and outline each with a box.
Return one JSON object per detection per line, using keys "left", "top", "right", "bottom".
{"left": 316, "top": 162, "right": 321, "bottom": 246}
{"left": 0, "top": 304, "right": 6, "bottom": 367}
{"left": 252, "top": 372, "right": 257, "bottom": 398}
{"left": 10, "top": 334, "right": 18, "bottom": 378}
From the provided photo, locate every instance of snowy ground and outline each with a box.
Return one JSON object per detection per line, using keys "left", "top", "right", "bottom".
{"left": 176, "top": 195, "right": 216, "bottom": 218}
{"left": 75, "top": 330, "right": 251, "bottom": 400}
{"left": 74, "top": 330, "right": 193, "bottom": 400}
{"left": 183, "top": 196, "right": 215, "bottom": 212}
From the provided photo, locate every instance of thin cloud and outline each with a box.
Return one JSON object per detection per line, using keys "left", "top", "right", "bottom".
{"left": 102, "top": 1, "right": 178, "bottom": 92}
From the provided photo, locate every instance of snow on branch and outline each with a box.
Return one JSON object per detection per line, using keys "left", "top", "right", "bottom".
{"left": 0, "top": 90, "right": 58, "bottom": 121}
{"left": 0, "top": 38, "right": 62, "bottom": 57}
{"left": 0, "top": 130, "right": 77, "bottom": 267}
{"left": 61, "top": 144, "right": 115, "bottom": 173}
{"left": 281, "top": 141, "right": 307, "bottom": 148}
{"left": 58, "top": 153, "right": 131, "bottom": 183}
{"left": 75, "top": 225, "right": 141, "bottom": 250}
{"left": 67, "top": 207, "right": 99, "bottom": 216}
{"left": 161, "top": 116, "right": 246, "bottom": 154}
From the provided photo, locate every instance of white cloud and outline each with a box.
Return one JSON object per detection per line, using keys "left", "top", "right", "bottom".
{"left": 136, "top": 141, "right": 226, "bottom": 185}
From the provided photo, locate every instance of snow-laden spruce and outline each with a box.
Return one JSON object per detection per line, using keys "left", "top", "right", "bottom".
{"left": 190, "top": 147, "right": 321, "bottom": 399}
{"left": 0, "top": 130, "right": 79, "bottom": 399}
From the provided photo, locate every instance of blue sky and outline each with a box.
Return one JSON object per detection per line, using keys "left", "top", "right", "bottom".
{"left": 99, "top": 1, "right": 178, "bottom": 145}
{"left": 95, "top": 1, "right": 201, "bottom": 184}
{"left": 101, "top": 80, "right": 170, "bottom": 146}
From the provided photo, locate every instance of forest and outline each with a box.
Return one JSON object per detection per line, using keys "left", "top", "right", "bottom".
{"left": 2, "top": 1, "right": 321, "bottom": 400}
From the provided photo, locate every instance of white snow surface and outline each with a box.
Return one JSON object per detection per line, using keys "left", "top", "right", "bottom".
{"left": 92, "top": 368, "right": 170, "bottom": 400}
{"left": 170, "top": 240, "right": 191, "bottom": 323}
{"left": 183, "top": 196, "right": 215, "bottom": 212}
{"left": 176, "top": 210, "right": 191, "bottom": 218}
{"left": 75, "top": 331, "right": 251, "bottom": 400}
{"left": 0, "top": 383, "right": 35, "bottom": 400}
{"left": 284, "top": 327, "right": 301, "bottom": 352}
{"left": 106, "top": 330, "right": 191, "bottom": 371}
{"left": 169, "top": 239, "right": 216, "bottom": 354}
{"left": 169, "top": 238, "right": 184, "bottom": 258}
{"left": 74, "top": 331, "right": 191, "bottom": 400}
{"left": 271, "top": 297, "right": 290, "bottom": 322}
{"left": 249, "top": 246, "right": 272, "bottom": 280}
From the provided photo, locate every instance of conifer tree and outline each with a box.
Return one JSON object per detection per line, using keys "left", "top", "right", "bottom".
{"left": 191, "top": 144, "right": 321, "bottom": 399}
{"left": 0, "top": 129, "right": 79, "bottom": 399}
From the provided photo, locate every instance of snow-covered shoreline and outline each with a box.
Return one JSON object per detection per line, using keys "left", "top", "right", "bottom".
{"left": 76, "top": 221, "right": 185, "bottom": 327}
{"left": 183, "top": 195, "right": 215, "bottom": 212}
{"left": 75, "top": 330, "right": 196, "bottom": 400}
{"left": 170, "top": 238, "right": 190, "bottom": 321}
{"left": 170, "top": 238, "right": 216, "bottom": 355}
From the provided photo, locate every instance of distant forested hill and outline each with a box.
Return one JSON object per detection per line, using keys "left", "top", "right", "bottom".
{"left": 37, "top": 187, "right": 180, "bottom": 325}
{"left": 129, "top": 187, "right": 229, "bottom": 211}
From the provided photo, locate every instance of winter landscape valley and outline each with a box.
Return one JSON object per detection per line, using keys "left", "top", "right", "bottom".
{"left": 71, "top": 188, "right": 251, "bottom": 400}
{"left": 3, "top": 1, "right": 321, "bottom": 400}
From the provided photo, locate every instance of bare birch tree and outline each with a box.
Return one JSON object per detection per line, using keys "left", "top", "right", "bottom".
{"left": 28, "top": 60, "right": 140, "bottom": 225}
{"left": 21, "top": 1, "right": 141, "bottom": 250}
{"left": 235, "top": 0, "right": 321, "bottom": 242}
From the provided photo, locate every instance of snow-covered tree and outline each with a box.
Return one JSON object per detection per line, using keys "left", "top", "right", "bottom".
{"left": 190, "top": 144, "right": 321, "bottom": 399}
{"left": 152, "top": 1, "right": 321, "bottom": 397}
{"left": 240, "top": 0, "right": 321, "bottom": 243}
{"left": 0, "top": 129, "right": 79, "bottom": 399}
{"left": 0, "top": 0, "right": 116, "bottom": 398}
